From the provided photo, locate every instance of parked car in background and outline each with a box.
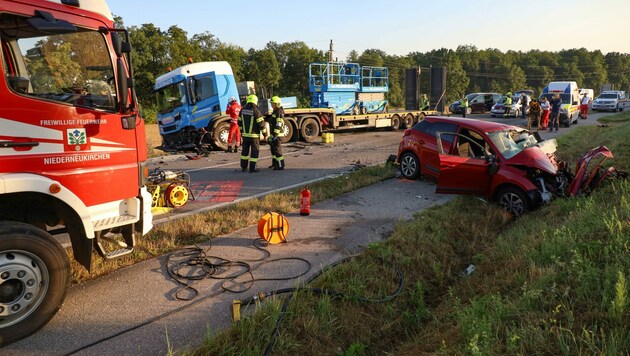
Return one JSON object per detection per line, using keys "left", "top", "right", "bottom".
{"left": 490, "top": 94, "right": 528, "bottom": 118}
{"left": 514, "top": 89, "right": 535, "bottom": 98}
{"left": 449, "top": 92, "right": 502, "bottom": 115}
{"left": 592, "top": 91, "right": 624, "bottom": 112}
{"left": 396, "top": 116, "right": 570, "bottom": 216}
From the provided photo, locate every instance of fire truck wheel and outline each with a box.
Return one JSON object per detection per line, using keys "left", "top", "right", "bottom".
{"left": 300, "top": 118, "right": 320, "bottom": 143}
{"left": 0, "top": 222, "right": 70, "bottom": 346}
{"left": 212, "top": 122, "right": 230, "bottom": 151}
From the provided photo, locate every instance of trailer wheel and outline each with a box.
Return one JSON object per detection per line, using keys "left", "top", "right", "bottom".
{"left": 389, "top": 115, "right": 401, "bottom": 130}
{"left": 0, "top": 222, "right": 69, "bottom": 346}
{"left": 300, "top": 118, "right": 320, "bottom": 142}
{"left": 212, "top": 121, "right": 230, "bottom": 151}
{"left": 417, "top": 113, "right": 425, "bottom": 122}
{"left": 279, "top": 121, "right": 294, "bottom": 144}
{"left": 403, "top": 114, "right": 414, "bottom": 129}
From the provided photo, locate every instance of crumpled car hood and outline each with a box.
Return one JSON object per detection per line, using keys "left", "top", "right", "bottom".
{"left": 508, "top": 139, "right": 558, "bottom": 174}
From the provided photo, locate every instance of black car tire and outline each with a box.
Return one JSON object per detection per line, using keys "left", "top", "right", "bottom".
{"left": 399, "top": 152, "right": 420, "bottom": 180}
{"left": 496, "top": 186, "right": 530, "bottom": 217}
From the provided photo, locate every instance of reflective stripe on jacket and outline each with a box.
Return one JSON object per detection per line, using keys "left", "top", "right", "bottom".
{"left": 239, "top": 103, "right": 266, "bottom": 138}
{"left": 269, "top": 107, "right": 285, "bottom": 137}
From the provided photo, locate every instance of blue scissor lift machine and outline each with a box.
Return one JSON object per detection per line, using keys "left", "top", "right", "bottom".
{"left": 309, "top": 62, "right": 388, "bottom": 115}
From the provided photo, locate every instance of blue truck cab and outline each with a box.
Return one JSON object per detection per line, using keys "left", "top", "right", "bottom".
{"left": 153, "top": 61, "right": 239, "bottom": 151}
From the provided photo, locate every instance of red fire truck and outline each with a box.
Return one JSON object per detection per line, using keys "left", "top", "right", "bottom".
{"left": 0, "top": 0, "right": 152, "bottom": 345}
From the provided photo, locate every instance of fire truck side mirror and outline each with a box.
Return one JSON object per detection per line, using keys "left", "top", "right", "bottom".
{"left": 117, "top": 58, "right": 128, "bottom": 111}
{"left": 112, "top": 33, "right": 123, "bottom": 58}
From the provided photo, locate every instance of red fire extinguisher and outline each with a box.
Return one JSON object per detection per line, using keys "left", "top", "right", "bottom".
{"left": 300, "top": 186, "right": 311, "bottom": 216}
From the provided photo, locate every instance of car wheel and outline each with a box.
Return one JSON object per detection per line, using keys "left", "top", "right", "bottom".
{"left": 399, "top": 152, "right": 420, "bottom": 180}
{"left": 496, "top": 186, "right": 530, "bottom": 217}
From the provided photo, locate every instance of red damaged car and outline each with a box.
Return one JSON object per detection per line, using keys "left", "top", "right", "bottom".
{"left": 397, "top": 116, "right": 571, "bottom": 216}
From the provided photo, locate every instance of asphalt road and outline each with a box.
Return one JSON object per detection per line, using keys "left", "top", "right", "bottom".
{"left": 150, "top": 110, "right": 605, "bottom": 224}
{"left": 7, "top": 111, "right": 610, "bottom": 354}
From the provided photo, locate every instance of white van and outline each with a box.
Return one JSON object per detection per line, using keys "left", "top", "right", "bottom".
{"left": 539, "top": 81, "right": 580, "bottom": 127}
{"left": 579, "top": 88, "right": 594, "bottom": 101}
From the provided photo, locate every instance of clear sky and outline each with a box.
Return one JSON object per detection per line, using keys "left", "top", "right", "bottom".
{"left": 107, "top": 0, "right": 630, "bottom": 59}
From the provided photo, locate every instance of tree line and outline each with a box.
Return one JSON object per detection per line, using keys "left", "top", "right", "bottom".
{"left": 119, "top": 18, "right": 630, "bottom": 121}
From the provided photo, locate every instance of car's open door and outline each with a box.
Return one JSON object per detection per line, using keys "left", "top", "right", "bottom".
{"left": 435, "top": 132, "right": 493, "bottom": 195}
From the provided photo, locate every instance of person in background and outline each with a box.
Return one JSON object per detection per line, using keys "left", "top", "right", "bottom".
{"left": 460, "top": 95, "right": 469, "bottom": 118}
{"left": 527, "top": 98, "right": 541, "bottom": 131}
{"left": 549, "top": 94, "right": 562, "bottom": 132}
{"left": 540, "top": 97, "right": 550, "bottom": 130}
{"left": 225, "top": 96, "right": 241, "bottom": 153}
{"left": 520, "top": 93, "right": 529, "bottom": 119}
{"left": 419, "top": 94, "right": 429, "bottom": 110}
{"left": 267, "top": 96, "right": 286, "bottom": 170}
{"left": 503, "top": 93, "right": 513, "bottom": 118}
{"left": 580, "top": 92, "right": 591, "bottom": 119}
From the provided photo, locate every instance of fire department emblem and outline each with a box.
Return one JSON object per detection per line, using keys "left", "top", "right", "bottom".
{"left": 67, "top": 128, "right": 87, "bottom": 150}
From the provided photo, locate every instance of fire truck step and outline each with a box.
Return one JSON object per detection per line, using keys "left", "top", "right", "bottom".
{"left": 102, "top": 247, "right": 134, "bottom": 260}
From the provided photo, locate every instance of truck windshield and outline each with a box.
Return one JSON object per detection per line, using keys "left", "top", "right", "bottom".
{"left": 155, "top": 81, "right": 188, "bottom": 114}
{"left": 487, "top": 129, "right": 537, "bottom": 160}
{"left": 598, "top": 93, "right": 618, "bottom": 99}
{"left": 2, "top": 14, "right": 116, "bottom": 111}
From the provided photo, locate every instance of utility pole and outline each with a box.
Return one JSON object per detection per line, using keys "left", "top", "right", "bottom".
{"left": 328, "top": 39, "right": 333, "bottom": 63}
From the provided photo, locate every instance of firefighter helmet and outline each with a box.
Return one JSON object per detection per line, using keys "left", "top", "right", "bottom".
{"left": 270, "top": 96, "right": 282, "bottom": 105}
{"left": 246, "top": 94, "right": 258, "bottom": 104}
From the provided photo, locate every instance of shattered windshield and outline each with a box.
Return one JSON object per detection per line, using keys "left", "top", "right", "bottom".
{"left": 155, "top": 80, "right": 188, "bottom": 114}
{"left": 487, "top": 130, "right": 538, "bottom": 159}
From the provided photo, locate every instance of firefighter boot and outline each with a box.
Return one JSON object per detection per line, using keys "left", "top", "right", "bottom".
{"left": 274, "top": 158, "right": 285, "bottom": 170}
{"left": 249, "top": 162, "right": 260, "bottom": 173}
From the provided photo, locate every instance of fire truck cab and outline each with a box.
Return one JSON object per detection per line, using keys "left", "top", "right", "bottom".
{"left": 0, "top": 0, "right": 152, "bottom": 345}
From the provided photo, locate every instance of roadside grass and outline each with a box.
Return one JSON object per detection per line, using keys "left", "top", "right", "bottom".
{"left": 145, "top": 123, "right": 167, "bottom": 158}
{"left": 189, "top": 113, "right": 630, "bottom": 355}
{"left": 69, "top": 163, "right": 397, "bottom": 282}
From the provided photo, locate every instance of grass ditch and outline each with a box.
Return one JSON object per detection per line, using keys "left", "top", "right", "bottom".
{"left": 68, "top": 163, "right": 397, "bottom": 282}
{"left": 186, "top": 112, "right": 630, "bottom": 355}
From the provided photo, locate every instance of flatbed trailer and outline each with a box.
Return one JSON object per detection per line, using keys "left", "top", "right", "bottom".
{"left": 278, "top": 108, "right": 438, "bottom": 143}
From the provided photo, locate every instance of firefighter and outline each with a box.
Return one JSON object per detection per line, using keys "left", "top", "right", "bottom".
{"left": 267, "top": 96, "right": 286, "bottom": 170}
{"left": 503, "top": 93, "right": 513, "bottom": 118}
{"left": 225, "top": 96, "right": 241, "bottom": 153}
{"left": 460, "top": 96, "right": 469, "bottom": 118}
{"left": 239, "top": 94, "right": 267, "bottom": 172}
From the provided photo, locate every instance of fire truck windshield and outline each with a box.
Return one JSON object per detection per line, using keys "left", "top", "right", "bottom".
{"left": 2, "top": 13, "right": 117, "bottom": 111}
